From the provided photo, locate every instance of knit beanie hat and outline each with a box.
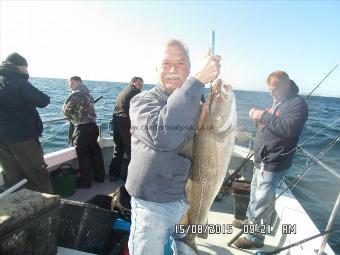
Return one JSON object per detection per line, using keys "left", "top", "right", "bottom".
{"left": 5, "top": 52, "right": 28, "bottom": 66}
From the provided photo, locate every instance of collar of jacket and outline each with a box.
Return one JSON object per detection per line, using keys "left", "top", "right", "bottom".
{"left": 0, "top": 61, "right": 29, "bottom": 80}
{"left": 154, "top": 83, "right": 172, "bottom": 101}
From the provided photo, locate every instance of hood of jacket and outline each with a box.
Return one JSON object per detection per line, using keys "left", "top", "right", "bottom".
{"left": 0, "top": 61, "right": 29, "bottom": 80}
{"left": 285, "top": 80, "right": 299, "bottom": 100}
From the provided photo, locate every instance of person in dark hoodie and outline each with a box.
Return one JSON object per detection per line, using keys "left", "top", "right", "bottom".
{"left": 63, "top": 76, "right": 105, "bottom": 188}
{"left": 109, "top": 76, "right": 144, "bottom": 182}
{"left": 234, "top": 71, "right": 308, "bottom": 249}
{"left": 0, "top": 52, "right": 52, "bottom": 193}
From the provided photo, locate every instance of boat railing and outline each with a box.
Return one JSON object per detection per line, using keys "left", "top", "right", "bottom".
{"left": 298, "top": 146, "right": 340, "bottom": 179}
{"left": 316, "top": 192, "right": 340, "bottom": 255}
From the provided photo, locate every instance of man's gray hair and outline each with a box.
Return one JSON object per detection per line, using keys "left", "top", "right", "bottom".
{"left": 158, "top": 39, "right": 191, "bottom": 68}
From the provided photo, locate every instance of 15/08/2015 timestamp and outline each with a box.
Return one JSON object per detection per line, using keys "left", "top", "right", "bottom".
{"left": 175, "top": 224, "right": 233, "bottom": 235}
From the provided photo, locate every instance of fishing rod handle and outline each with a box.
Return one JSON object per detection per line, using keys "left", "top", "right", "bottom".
{"left": 94, "top": 95, "right": 103, "bottom": 103}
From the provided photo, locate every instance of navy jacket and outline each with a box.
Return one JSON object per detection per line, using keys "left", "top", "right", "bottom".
{"left": 0, "top": 61, "right": 50, "bottom": 144}
{"left": 254, "top": 82, "right": 308, "bottom": 172}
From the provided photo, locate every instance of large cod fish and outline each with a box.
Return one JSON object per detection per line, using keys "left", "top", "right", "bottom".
{"left": 180, "top": 79, "right": 237, "bottom": 250}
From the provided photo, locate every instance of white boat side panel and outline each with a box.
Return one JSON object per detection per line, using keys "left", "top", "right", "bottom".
{"left": 275, "top": 184, "right": 335, "bottom": 255}
{"left": 44, "top": 147, "right": 77, "bottom": 171}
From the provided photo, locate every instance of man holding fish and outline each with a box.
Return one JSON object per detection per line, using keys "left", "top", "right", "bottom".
{"left": 125, "top": 39, "right": 238, "bottom": 254}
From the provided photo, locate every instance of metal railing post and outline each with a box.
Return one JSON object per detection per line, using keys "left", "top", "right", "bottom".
{"left": 98, "top": 123, "right": 102, "bottom": 138}
{"left": 316, "top": 192, "right": 340, "bottom": 255}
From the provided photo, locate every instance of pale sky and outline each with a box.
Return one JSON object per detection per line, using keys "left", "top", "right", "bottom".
{"left": 1, "top": 0, "right": 339, "bottom": 96}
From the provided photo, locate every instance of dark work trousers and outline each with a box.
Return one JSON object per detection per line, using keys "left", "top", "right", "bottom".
{"left": 0, "top": 138, "right": 52, "bottom": 194}
{"left": 109, "top": 117, "right": 131, "bottom": 180}
{"left": 72, "top": 122, "right": 105, "bottom": 186}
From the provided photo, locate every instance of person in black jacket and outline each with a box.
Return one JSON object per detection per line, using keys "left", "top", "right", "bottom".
{"left": 0, "top": 53, "right": 52, "bottom": 193}
{"left": 234, "top": 71, "right": 308, "bottom": 249}
{"left": 109, "top": 76, "right": 143, "bottom": 182}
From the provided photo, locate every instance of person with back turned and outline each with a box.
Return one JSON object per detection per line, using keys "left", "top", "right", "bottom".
{"left": 0, "top": 53, "right": 52, "bottom": 193}
{"left": 125, "top": 39, "right": 221, "bottom": 254}
{"left": 234, "top": 71, "right": 308, "bottom": 249}
{"left": 109, "top": 76, "right": 144, "bottom": 182}
{"left": 63, "top": 76, "right": 105, "bottom": 188}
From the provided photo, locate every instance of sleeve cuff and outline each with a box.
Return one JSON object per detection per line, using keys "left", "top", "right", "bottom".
{"left": 188, "top": 76, "right": 205, "bottom": 87}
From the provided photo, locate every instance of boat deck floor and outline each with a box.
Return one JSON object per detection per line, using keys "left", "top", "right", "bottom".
{"left": 66, "top": 175, "right": 123, "bottom": 201}
{"left": 196, "top": 195, "right": 278, "bottom": 255}
{"left": 60, "top": 176, "right": 279, "bottom": 255}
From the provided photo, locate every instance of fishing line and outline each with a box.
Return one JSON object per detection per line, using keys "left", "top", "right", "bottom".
{"left": 305, "top": 120, "right": 340, "bottom": 141}
{"left": 42, "top": 96, "right": 103, "bottom": 124}
{"left": 306, "top": 64, "right": 338, "bottom": 99}
{"left": 228, "top": 132, "right": 340, "bottom": 246}
{"left": 41, "top": 122, "right": 69, "bottom": 146}
{"left": 279, "top": 117, "right": 340, "bottom": 156}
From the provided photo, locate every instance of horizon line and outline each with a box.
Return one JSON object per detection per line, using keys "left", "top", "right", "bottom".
{"left": 30, "top": 76, "right": 340, "bottom": 99}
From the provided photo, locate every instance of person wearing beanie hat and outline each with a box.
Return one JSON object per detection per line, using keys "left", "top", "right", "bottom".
{"left": 6, "top": 52, "right": 28, "bottom": 67}
{"left": 5, "top": 52, "right": 29, "bottom": 75}
{"left": 0, "top": 53, "right": 52, "bottom": 194}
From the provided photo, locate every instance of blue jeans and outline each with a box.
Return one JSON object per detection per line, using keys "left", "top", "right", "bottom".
{"left": 245, "top": 165, "right": 288, "bottom": 243}
{"left": 128, "top": 196, "right": 189, "bottom": 255}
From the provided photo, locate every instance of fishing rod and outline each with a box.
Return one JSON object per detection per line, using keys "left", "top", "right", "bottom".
{"left": 227, "top": 132, "right": 340, "bottom": 246}
{"left": 215, "top": 150, "right": 254, "bottom": 201}
{"left": 43, "top": 96, "right": 103, "bottom": 124}
{"left": 211, "top": 30, "right": 215, "bottom": 57}
{"left": 225, "top": 151, "right": 253, "bottom": 186}
{"left": 0, "top": 179, "right": 28, "bottom": 199}
{"left": 207, "top": 30, "right": 216, "bottom": 109}
{"left": 306, "top": 64, "right": 338, "bottom": 99}
{"left": 255, "top": 229, "right": 337, "bottom": 255}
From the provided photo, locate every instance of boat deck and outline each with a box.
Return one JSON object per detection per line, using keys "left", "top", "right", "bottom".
{"left": 60, "top": 176, "right": 279, "bottom": 255}
{"left": 66, "top": 175, "right": 123, "bottom": 202}
{"left": 196, "top": 195, "right": 278, "bottom": 255}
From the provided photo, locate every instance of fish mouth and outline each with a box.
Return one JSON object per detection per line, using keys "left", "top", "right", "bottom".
{"left": 207, "top": 80, "right": 236, "bottom": 133}
{"left": 221, "top": 84, "right": 232, "bottom": 95}
{"left": 210, "top": 80, "right": 232, "bottom": 99}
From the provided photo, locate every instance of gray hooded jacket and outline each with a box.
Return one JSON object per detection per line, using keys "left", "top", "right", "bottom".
{"left": 125, "top": 77, "right": 204, "bottom": 203}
